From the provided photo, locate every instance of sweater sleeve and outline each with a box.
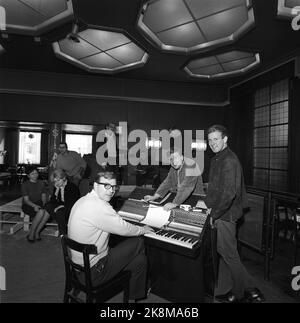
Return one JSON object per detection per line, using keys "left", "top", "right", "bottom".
{"left": 155, "top": 168, "right": 173, "bottom": 198}
{"left": 96, "top": 205, "right": 147, "bottom": 236}
{"left": 172, "top": 175, "right": 198, "bottom": 205}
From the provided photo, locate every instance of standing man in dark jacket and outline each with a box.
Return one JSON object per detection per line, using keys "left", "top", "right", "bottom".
{"left": 205, "top": 125, "right": 264, "bottom": 303}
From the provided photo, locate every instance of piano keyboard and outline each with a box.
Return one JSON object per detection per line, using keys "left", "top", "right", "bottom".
{"left": 144, "top": 229, "right": 199, "bottom": 249}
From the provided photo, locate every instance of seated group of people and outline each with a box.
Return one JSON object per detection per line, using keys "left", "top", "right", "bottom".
{"left": 21, "top": 126, "right": 265, "bottom": 303}
{"left": 22, "top": 167, "right": 79, "bottom": 241}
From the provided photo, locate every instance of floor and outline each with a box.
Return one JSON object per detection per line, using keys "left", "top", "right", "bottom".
{"left": 0, "top": 184, "right": 300, "bottom": 303}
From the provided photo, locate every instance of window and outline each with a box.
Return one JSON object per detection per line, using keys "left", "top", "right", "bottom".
{"left": 65, "top": 134, "right": 93, "bottom": 156}
{"left": 18, "top": 131, "right": 41, "bottom": 164}
{"left": 253, "top": 79, "right": 289, "bottom": 191}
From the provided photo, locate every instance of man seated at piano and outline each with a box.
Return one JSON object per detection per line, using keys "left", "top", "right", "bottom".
{"left": 68, "top": 169, "right": 153, "bottom": 302}
{"left": 143, "top": 148, "right": 204, "bottom": 211}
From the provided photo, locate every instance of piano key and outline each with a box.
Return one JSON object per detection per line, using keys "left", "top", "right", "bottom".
{"left": 144, "top": 230, "right": 198, "bottom": 249}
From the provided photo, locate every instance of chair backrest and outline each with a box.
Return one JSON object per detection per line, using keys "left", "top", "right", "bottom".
{"left": 60, "top": 235, "right": 98, "bottom": 293}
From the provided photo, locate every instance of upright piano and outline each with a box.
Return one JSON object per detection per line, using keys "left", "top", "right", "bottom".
{"left": 118, "top": 187, "right": 216, "bottom": 303}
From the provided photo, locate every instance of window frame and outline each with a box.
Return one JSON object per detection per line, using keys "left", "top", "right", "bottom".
{"left": 252, "top": 79, "right": 290, "bottom": 192}
{"left": 18, "top": 130, "right": 42, "bottom": 165}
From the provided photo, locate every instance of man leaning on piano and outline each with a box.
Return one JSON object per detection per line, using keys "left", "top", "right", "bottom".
{"left": 144, "top": 148, "right": 204, "bottom": 210}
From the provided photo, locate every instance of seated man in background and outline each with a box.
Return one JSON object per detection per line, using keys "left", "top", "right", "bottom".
{"left": 52, "top": 142, "right": 87, "bottom": 186}
{"left": 68, "top": 170, "right": 153, "bottom": 302}
{"left": 144, "top": 148, "right": 204, "bottom": 211}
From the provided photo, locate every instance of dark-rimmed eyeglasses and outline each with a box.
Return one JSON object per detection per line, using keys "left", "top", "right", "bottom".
{"left": 96, "top": 182, "right": 119, "bottom": 191}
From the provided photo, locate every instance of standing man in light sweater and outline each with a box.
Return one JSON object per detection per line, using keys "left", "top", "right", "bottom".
{"left": 68, "top": 170, "right": 153, "bottom": 301}
{"left": 144, "top": 148, "right": 204, "bottom": 211}
{"left": 54, "top": 142, "right": 87, "bottom": 186}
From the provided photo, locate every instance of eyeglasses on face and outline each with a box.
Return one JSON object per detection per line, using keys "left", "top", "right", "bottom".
{"left": 97, "top": 182, "right": 119, "bottom": 191}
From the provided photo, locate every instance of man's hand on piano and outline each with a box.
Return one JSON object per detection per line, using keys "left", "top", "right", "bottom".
{"left": 142, "top": 225, "right": 154, "bottom": 234}
{"left": 163, "top": 202, "right": 177, "bottom": 211}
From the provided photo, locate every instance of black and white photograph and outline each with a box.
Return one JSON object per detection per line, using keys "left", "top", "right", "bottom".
{"left": 1, "top": 0, "right": 300, "bottom": 307}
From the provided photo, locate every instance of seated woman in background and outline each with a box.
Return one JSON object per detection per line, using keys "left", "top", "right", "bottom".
{"left": 44, "top": 169, "right": 80, "bottom": 235}
{"left": 21, "top": 166, "right": 49, "bottom": 242}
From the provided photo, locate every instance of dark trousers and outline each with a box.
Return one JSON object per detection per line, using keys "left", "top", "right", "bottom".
{"left": 52, "top": 208, "right": 68, "bottom": 235}
{"left": 215, "top": 219, "right": 255, "bottom": 299}
{"left": 91, "top": 237, "right": 147, "bottom": 300}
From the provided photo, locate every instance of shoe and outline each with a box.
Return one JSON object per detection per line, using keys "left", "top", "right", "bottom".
{"left": 26, "top": 235, "right": 35, "bottom": 243}
{"left": 215, "top": 291, "right": 238, "bottom": 303}
{"left": 128, "top": 299, "right": 137, "bottom": 303}
{"left": 244, "top": 288, "right": 265, "bottom": 303}
{"left": 35, "top": 235, "right": 41, "bottom": 241}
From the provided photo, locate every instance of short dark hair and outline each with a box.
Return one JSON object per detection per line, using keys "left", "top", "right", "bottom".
{"left": 59, "top": 142, "right": 68, "bottom": 149}
{"left": 207, "top": 125, "right": 228, "bottom": 138}
{"left": 105, "top": 123, "right": 116, "bottom": 131}
{"left": 94, "top": 171, "right": 117, "bottom": 183}
{"left": 26, "top": 166, "right": 39, "bottom": 175}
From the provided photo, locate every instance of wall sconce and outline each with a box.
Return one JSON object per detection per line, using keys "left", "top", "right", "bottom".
{"left": 146, "top": 138, "right": 162, "bottom": 149}
{"left": 191, "top": 141, "right": 207, "bottom": 151}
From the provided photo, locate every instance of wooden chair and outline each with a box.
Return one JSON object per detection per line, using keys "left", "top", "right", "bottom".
{"left": 275, "top": 205, "right": 291, "bottom": 239}
{"left": 60, "top": 235, "right": 131, "bottom": 303}
{"left": 274, "top": 203, "right": 300, "bottom": 265}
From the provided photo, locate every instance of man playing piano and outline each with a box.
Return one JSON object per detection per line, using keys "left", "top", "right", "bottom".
{"left": 143, "top": 148, "right": 204, "bottom": 211}
{"left": 68, "top": 170, "right": 153, "bottom": 302}
{"left": 205, "top": 125, "right": 265, "bottom": 303}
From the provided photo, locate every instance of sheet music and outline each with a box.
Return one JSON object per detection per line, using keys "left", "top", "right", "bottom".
{"left": 141, "top": 205, "right": 170, "bottom": 228}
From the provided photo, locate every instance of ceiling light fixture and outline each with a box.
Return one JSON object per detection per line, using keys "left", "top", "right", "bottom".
{"left": 0, "top": 0, "right": 74, "bottom": 36}
{"left": 277, "top": 0, "right": 300, "bottom": 19}
{"left": 53, "top": 27, "right": 149, "bottom": 74}
{"left": 184, "top": 50, "right": 260, "bottom": 79}
{"left": 137, "top": 0, "right": 255, "bottom": 54}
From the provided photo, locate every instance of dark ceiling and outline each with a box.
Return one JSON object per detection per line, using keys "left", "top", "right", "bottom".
{"left": 0, "top": 0, "right": 300, "bottom": 87}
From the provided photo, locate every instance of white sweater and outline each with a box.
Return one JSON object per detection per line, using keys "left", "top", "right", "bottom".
{"left": 68, "top": 190, "right": 146, "bottom": 267}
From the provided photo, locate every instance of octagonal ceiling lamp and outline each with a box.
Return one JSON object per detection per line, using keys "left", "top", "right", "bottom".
{"left": 52, "top": 27, "right": 149, "bottom": 74}
{"left": 277, "top": 0, "right": 300, "bottom": 19}
{"left": 0, "top": 0, "right": 74, "bottom": 36}
{"left": 184, "top": 50, "right": 260, "bottom": 79}
{"left": 137, "top": 0, "right": 255, "bottom": 54}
